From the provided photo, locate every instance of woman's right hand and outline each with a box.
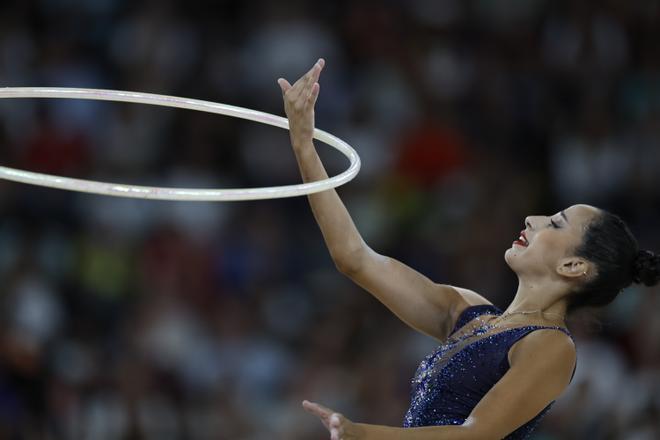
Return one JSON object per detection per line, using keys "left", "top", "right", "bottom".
{"left": 277, "top": 58, "right": 325, "bottom": 150}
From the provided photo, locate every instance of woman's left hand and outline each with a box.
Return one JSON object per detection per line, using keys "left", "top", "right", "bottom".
{"left": 302, "top": 400, "right": 365, "bottom": 440}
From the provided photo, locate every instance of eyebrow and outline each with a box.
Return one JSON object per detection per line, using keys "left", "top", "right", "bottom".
{"left": 561, "top": 210, "right": 569, "bottom": 223}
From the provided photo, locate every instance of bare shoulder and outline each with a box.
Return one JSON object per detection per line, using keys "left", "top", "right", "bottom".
{"left": 437, "top": 285, "right": 495, "bottom": 334}
{"left": 509, "top": 329, "right": 576, "bottom": 378}
{"left": 445, "top": 285, "right": 494, "bottom": 314}
{"left": 447, "top": 285, "right": 495, "bottom": 308}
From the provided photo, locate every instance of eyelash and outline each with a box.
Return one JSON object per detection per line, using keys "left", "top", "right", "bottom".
{"left": 550, "top": 220, "right": 559, "bottom": 228}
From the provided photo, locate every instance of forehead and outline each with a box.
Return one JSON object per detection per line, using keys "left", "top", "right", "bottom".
{"left": 563, "top": 204, "right": 600, "bottom": 227}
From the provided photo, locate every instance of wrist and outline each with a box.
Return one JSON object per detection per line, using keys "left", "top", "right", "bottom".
{"left": 288, "top": 125, "right": 314, "bottom": 150}
{"left": 354, "top": 423, "right": 373, "bottom": 439}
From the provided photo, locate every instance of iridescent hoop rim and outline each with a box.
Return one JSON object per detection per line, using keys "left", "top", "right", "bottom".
{"left": 0, "top": 87, "right": 360, "bottom": 201}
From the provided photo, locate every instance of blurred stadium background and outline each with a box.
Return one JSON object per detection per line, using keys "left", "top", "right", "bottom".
{"left": 0, "top": 1, "right": 659, "bottom": 439}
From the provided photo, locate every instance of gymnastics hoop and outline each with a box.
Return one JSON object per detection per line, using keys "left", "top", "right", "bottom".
{"left": 0, "top": 87, "right": 361, "bottom": 201}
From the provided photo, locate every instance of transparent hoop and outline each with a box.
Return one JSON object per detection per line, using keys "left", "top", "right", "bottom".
{"left": 0, "top": 87, "right": 361, "bottom": 201}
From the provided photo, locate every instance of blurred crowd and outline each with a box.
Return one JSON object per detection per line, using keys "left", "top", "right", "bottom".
{"left": 0, "top": 0, "right": 659, "bottom": 439}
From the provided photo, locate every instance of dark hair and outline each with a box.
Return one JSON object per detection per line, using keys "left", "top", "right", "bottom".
{"left": 566, "top": 209, "right": 660, "bottom": 315}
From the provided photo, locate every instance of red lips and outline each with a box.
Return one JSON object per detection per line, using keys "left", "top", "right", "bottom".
{"left": 513, "top": 230, "right": 529, "bottom": 247}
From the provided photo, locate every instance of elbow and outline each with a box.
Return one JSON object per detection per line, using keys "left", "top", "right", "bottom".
{"left": 332, "top": 247, "right": 366, "bottom": 275}
{"left": 334, "top": 256, "right": 362, "bottom": 275}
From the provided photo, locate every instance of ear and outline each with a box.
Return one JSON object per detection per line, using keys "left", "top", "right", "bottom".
{"left": 556, "top": 257, "right": 591, "bottom": 279}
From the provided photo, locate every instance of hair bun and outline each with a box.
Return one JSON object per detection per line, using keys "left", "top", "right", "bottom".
{"left": 632, "top": 250, "right": 660, "bottom": 287}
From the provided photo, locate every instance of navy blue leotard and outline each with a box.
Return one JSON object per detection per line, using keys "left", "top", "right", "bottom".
{"left": 403, "top": 304, "right": 576, "bottom": 439}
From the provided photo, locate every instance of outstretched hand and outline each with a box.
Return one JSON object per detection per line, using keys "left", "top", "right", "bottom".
{"left": 278, "top": 58, "right": 325, "bottom": 149}
{"left": 302, "top": 400, "right": 365, "bottom": 440}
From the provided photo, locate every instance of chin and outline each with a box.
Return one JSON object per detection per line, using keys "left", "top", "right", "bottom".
{"left": 504, "top": 246, "right": 522, "bottom": 269}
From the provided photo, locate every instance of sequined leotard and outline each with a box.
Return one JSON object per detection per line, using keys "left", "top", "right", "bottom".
{"left": 403, "top": 304, "right": 576, "bottom": 439}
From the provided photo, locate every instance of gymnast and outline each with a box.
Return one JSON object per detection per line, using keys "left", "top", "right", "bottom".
{"left": 277, "top": 59, "right": 660, "bottom": 439}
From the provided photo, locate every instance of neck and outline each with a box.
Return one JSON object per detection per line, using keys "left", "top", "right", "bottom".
{"left": 505, "top": 275, "right": 568, "bottom": 319}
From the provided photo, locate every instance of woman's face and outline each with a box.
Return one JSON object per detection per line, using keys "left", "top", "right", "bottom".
{"left": 504, "top": 204, "right": 601, "bottom": 279}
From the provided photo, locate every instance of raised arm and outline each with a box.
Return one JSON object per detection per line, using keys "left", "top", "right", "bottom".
{"left": 278, "top": 59, "right": 492, "bottom": 342}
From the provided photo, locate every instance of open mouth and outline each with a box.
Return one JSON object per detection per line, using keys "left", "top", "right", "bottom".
{"left": 513, "top": 231, "right": 529, "bottom": 247}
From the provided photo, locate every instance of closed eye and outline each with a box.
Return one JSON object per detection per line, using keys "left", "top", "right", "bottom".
{"left": 550, "top": 219, "right": 559, "bottom": 228}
